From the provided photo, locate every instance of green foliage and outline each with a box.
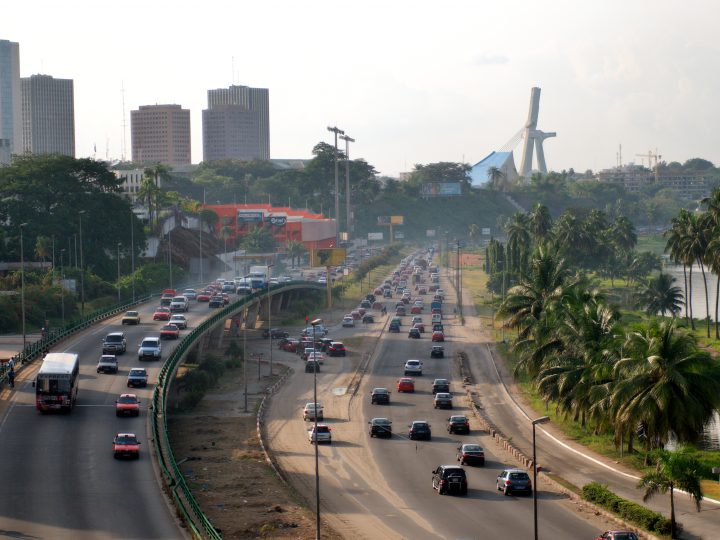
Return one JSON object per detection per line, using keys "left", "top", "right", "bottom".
{"left": 176, "top": 353, "right": 228, "bottom": 411}
{"left": 582, "top": 482, "right": 672, "bottom": 536}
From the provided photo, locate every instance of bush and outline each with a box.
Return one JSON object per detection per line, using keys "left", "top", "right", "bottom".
{"left": 582, "top": 482, "right": 672, "bottom": 536}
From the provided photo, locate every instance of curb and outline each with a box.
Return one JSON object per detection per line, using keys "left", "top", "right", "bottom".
{"left": 458, "top": 351, "right": 661, "bottom": 540}
{"left": 256, "top": 366, "right": 295, "bottom": 487}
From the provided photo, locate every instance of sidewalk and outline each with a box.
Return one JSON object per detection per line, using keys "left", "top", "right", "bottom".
{"left": 455, "top": 275, "right": 719, "bottom": 540}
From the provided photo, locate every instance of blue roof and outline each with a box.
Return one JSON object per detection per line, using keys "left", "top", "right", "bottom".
{"left": 469, "top": 151, "right": 517, "bottom": 187}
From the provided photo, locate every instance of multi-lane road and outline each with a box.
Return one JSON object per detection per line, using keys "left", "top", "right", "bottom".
{"left": 264, "top": 265, "right": 606, "bottom": 539}
{"left": 0, "top": 302, "right": 190, "bottom": 539}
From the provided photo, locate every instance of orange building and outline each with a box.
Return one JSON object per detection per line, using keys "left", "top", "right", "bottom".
{"left": 204, "top": 204, "right": 337, "bottom": 251}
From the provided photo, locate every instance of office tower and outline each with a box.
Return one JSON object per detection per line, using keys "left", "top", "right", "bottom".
{"left": 0, "top": 39, "right": 21, "bottom": 163}
{"left": 202, "top": 84, "right": 269, "bottom": 161}
{"left": 130, "top": 104, "right": 191, "bottom": 165}
{"left": 21, "top": 74, "right": 75, "bottom": 157}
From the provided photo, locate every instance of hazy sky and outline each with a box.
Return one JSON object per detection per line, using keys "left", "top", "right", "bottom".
{"left": 4, "top": 0, "right": 719, "bottom": 176}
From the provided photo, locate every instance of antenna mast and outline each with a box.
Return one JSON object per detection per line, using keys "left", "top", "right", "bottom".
{"left": 121, "top": 82, "right": 127, "bottom": 161}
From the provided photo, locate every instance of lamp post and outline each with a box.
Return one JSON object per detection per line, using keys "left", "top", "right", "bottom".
{"left": 310, "top": 317, "right": 323, "bottom": 540}
{"left": 267, "top": 264, "right": 275, "bottom": 377}
{"left": 339, "top": 133, "right": 354, "bottom": 240}
{"left": 130, "top": 209, "right": 136, "bottom": 302}
{"left": 19, "top": 223, "right": 28, "bottom": 355}
{"left": 532, "top": 415, "right": 550, "bottom": 540}
{"left": 327, "top": 126, "right": 344, "bottom": 246}
{"left": 243, "top": 310, "right": 248, "bottom": 412}
{"left": 168, "top": 226, "right": 173, "bottom": 289}
{"left": 60, "top": 248, "right": 65, "bottom": 327}
{"left": 78, "top": 211, "right": 86, "bottom": 317}
{"left": 117, "top": 243, "right": 122, "bottom": 303}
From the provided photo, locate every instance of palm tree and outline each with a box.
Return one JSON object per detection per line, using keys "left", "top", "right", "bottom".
{"left": 505, "top": 212, "right": 531, "bottom": 274}
{"left": 639, "top": 449, "right": 704, "bottom": 538}
{"left": 685, "top": 211, "right": 712, "bottom": 337}
{"left": 552, "top": 212, "right": 584, "bottom": 265}
{"left": 528, "top": 203, "right": 553, "bottom": 243}
{"left": 141, "top": 163, "right": 172, "bottom": 226}
{"left": 487, "top": 166, "right": 506, "bottom": 191}
{"left": 286, "top": 240, "right": 306, "bottom": 268}
{"left": 611, "top": 320, "right": 720, "bottom": 454}
{"left": 610, "top": 215, "right": 637, "bottom": 252}
{"left": 701, "top": 188, "right": 720, "bottom": 338}
{"left": 220, "top": 225, "right": 234, "bottom": 261}
{"left": 498, "top": 246, "right": 574, "bottom": 340}
{"left": 137, "top": 176, "right": 161, "bottom": 226}
{"left": 665, "top": 210, "right": 693, "bottom": 326}
{"left": 467, "top": 223, "right": 479, "bottom": 246}
{"left": 635, "top": 273, "right": 684, "bottom": 317}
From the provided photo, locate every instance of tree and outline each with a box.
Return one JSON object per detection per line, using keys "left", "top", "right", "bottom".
{"left": 240, "top": 226, "right": 276, "bottom": 253}
{"left": 665, "top": 210, "right": 694, "bottom": 326}
{"left": 505, "top": 212, "right": 531, "bottom": 274}
{"left": 407, "top": 162, "right": 471, "bottom": 191}
{"left": 142, "top": 163, "right": 172, "bottom": 226}
{"left": 528, "top": 203, "right": 552, "bottom": 243}
{"left": 611, "top": 320, "right": 720, "bottom": 453}
{"left": 636, "top": 273, "right": 684, "bottom": 317}
{"left": 34, "top": 235, "right": 52, "bottom": 263}
{"left": 467, "top": 223, "right": 479, "bottom": 246}
{"left": 639, "top": 449, "right": 704, "bottom": 538}
{"left": 487, "top": 166, "right": 506, "bottom": 191}
{"left": 285, "top": 240, "right": 306, "bottom": 268}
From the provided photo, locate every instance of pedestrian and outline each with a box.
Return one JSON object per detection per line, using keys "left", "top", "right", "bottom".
{"left": 7, "top": 357, "right": 14, "bottom": 371}
{"left": 8, "top": 368, "right": 15, "bottom": 388}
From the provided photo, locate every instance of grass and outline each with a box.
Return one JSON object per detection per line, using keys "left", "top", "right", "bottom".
{"left": 636, "top": 234, "right": 667, "bottom": 256}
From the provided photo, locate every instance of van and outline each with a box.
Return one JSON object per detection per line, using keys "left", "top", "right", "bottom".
{"left": 432, "top": 313, "right": 442, "bottom": 324}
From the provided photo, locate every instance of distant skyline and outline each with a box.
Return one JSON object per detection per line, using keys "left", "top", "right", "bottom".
{"left": 4, "top": 0, "right": 720, "bottom": 176}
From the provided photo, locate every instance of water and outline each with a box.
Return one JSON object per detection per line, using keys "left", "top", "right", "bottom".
{"left": 659, "top": 264, "right": 720, "bottom": 450}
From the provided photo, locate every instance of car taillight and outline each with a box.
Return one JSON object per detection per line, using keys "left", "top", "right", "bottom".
{"left": 505, "top": 480, "right": 512, "bottom": 486}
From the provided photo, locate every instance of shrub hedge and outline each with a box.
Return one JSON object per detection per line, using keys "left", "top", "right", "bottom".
{"left": 582, "top": 482, "right": 672, "bottom": 536}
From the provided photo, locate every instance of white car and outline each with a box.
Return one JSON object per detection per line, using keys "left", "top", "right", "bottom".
{"left": 404, "top": 359, "right": 423, "bottom": 376}
{"left": 308, "top": 424, "right": 332, "bottom": 444}
{"left": 342, "top": 316, "right": 355, "bottom": 328}
{"left": 303, "top": 402, "right": 324, "bottom": 421}
{"left": 307, "top": 351, "right": 324, "bottom": 365}
{"left": 169, "top": 314, "right": 187, "bottom": 329}
{"left": 182, "top": 288, "right": 197, "bottom": 300}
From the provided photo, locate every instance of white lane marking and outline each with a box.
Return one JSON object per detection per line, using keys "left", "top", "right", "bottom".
{"left": 484, "top": 343, "right": 720, "bottom": 505}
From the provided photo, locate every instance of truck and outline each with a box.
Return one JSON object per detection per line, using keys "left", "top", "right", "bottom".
{"left": 248, "top": 265, "right": 270, "bottom": 289}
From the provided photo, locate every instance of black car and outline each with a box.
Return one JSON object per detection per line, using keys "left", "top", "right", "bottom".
{"left": 447, "top": 415, "right": 470, "bottom": 434}
{"left": 408, "top": 421, "right": 432, "bottom": 441}
{"left": 263, "top": 328, "right": 289, "bottom": 339}
{"left": 496, "top": 468, "right": 532, "bottom": 495}
{"left": 389, "top": 322, "right": 400, "bottom": 333}
{"left": 305, "top": 360, "right": 320, "bottom": 373}
{"left": 208, "top": 296, "right": 223, "bottom": 308}
{"left": 430, "top": 345, "right": 444, "bottom": 358}
{"left": 408, "top": 328, "right": 421, "bottom": 339}
{"left": 360, "top": 300, "right": 372, "bottom": 309}
{"left": 371, "top": 387, "right": 391, "bottom": 404}
{"left": 432, "top": 378, "right": 450, "bottom": 393}
{"left": 457, "top": 443, "right": 485, "bottom": 466}
{"left": 365, "top": 294, "right": 376, "bottom": 303}
{"left": 368, "top": 418, "right": 392, "bottom": 438}
{"left": 362, "top": 314, "right": 375, "bottom": 324}
{"left": 383, "top": 289, "right": 392, "bottom": 298}
{"left": 432, "top": 465, "right": 468, "bottom": 496}
{"left": 318, "top": 338, "right": 334, "bottom": 352}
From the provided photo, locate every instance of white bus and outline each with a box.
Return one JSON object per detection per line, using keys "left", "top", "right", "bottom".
{"left": 35, "top": 353, "right": 80, "bottom": 412}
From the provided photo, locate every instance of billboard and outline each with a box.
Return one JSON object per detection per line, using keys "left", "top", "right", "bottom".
{"left": 394, "top": 231, "right": 405, "bottom": 239}
{"left": 367, "top": 232, "right": 384, "bottom": 241}
{"left": 481, "top": 227, "right": 491, "bottom": 235}
{"left": 265, "top": 214, "right": 287, "bottom": 227}
{"left": 237, "top": 210, "right": 264, "bottom": 223}
{"left": 377, "top": 216, "right": 390, "bottom": 225}
{"left": 390, "top": 215, "right": 404, "bottom": 225}
{"left": 310, "top": 248, "right": 347, "bottom": 267}
{"left": 426, "top": 229, "right": 436, "bottom": 237}
{"left": 421, "top": 182, "right": 462, "bottom": 197}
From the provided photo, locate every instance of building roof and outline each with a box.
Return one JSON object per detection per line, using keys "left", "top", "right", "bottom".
{"left": 469, "top": 151, "right": 519, "bottom": 187}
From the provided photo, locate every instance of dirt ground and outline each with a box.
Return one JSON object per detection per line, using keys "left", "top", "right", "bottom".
{"left": 168, "top": 331, "right": 348, "bottom": 539}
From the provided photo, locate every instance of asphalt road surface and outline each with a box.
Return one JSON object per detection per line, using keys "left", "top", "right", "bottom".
{"left": 0, "top": 301, "right": 210, "bottom": 539}
{"left": 265, "top": 276, "right": 604, "bottom": 539}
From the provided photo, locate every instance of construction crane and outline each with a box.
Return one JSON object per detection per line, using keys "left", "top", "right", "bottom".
{"left": 635, "top": 149, "right": 662, "bottom": 183}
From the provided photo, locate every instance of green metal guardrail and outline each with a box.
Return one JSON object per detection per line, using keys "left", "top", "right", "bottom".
{"left": 151, "top": 282, "right": 324, "bottom": 539}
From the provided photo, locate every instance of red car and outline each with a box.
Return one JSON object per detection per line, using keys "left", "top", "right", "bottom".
{"left": 280, "top": 340, "right": 300, "bottom": 352}
{"left": 372, "top": 301, "right": 383, "bottom": 310}
{"left": 160, "top": 324, "right": 180, "bottom": 339}
{"left": 431, "top": 307, "right": 443, "bottom": 315}
{"left": 153, "top": 307, "right": 171, "bottom": 321}
{"left": 397, "top": 377, "right": 415, "bottom": 393}
{"left": 432, "top": 330, "right": 445, "bottom": 342}
{"left": 113, "top": 432, "right": 141, "bottom": 459}
{"left": 221, "top": 293, "right": 230, "bottom": 305}
{"left": 373, "top": 288, "right": 383, "bottom": 296}
{"left": 115, "top": 394, "right": 140, "bottom": 417}
{"left": 413, "top": 322, "right": 425, "bottom": 333}
{"left": 410, "top": 306, "right": 422, "bottom": 314}
{"left": 418, "top": 287, "right": 427, "bottom": 294}
{"left": 327, "top": 342, "right": 347, "bottom": 357}
{"left": 196, "top": 292, "right": 211, "bottom": 302}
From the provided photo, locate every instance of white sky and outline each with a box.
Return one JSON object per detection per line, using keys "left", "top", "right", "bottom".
{"left": 4, "top": 0, "right": 720, "bottom": 176}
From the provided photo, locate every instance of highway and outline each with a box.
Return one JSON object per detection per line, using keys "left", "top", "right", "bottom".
{"left": 264, "top": 262, "right": 605, "bottom": 539}
{"left": 0, "top": 301, "right": 192, "bottom": 539}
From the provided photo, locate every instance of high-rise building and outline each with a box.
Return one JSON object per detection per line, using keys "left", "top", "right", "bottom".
{"left": 202, "top": 84, "right": 269, "bottom": 161}
{"left": 21, "top": 74, "right": 75, "bottom": 157}
{"left": 131, "top": 104, "right": 191, "bottom": 165}
{"left": 0, "top": 39, "right": 22, "bottom": 163}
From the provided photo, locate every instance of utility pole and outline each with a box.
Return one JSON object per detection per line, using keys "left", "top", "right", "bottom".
{"left": 339, "top": 133, "right": 355, "bottom": 241}
{"left": 327, "top": 126, "right": 344, "bottom": 246}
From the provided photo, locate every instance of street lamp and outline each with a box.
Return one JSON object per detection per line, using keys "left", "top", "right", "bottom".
{"left": 327, "top": 126, "right": 344, "bottom": 246}
{"left": 168, "top": 226, "right": 173, "bottom": 289}
{"left": 266, "top": 264, "right": 275, "bottom": 377}
{"left": 19, "top": 223, "right": 28, "bottom": 356}
{"left": 243, "top": 309, "right": 248, "bottom": 412}
{"left": 532, "top": 415, "right": 550, "bottom": 540}
{"left": 130, "top": 209, "right": 135, "bottom": 302}
{"left": 339, "top": 133, "right": 355, "bottom": 241}
{"left": 78, "top": 211, "right": 86, "bottom": 317}
{"left": 117, "top": 243, "right": 122, "bottom": 303}
{"left": 310, "top": 317, "right": 323, "bottom": 540}
{"left": 60, "top": 248, "right": 66, "bottom": 326}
